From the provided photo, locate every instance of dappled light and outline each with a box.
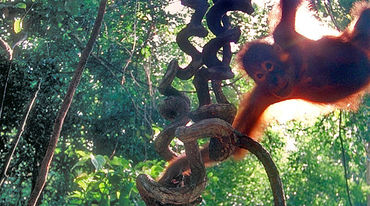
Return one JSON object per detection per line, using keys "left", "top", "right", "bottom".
{"left": 0, "top": 0, "right": 368, "bottom": 206}
{"left": 295, "top": 2, "right": 340, "bottom": 40}
{"left": 266, "top": 99, "right": 333, "bottom": 123}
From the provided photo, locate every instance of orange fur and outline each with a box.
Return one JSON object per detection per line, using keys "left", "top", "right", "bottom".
{"left": 158, "top": 0, "right": 370, "bottom": 185}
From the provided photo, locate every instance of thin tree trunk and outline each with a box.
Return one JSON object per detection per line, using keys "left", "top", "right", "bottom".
{"left": 27, "top": 1, "right": 107, "bottom": 205}
{"left": 0, "top": 81, "right": 41, "bottom": 188}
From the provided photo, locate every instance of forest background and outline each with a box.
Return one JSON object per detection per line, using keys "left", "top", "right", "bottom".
{"left": 0, "top": 0, "right": 368, "bottom": 205}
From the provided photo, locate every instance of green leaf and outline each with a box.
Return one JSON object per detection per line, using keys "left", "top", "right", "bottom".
{"left": 149, "top": 165, "right": 163, "bottom": 177}
{"left": 110, "top": 157, "right": 131, "bottom": 168}
{"left": 69, "top": 191, "right": 83, "bottom": 198}
{"left": 152, "top": 125, "right": 161, "bottom": 135}
{"left": 14, "top": 18, "right": 22, "bottom": 33}
{"left": 98, "top": 182, "right": 107, "bottom": 193}
{"left": 15, "top": 3, "right": 26, "bottom": 9}
{"left": 54, "top": 147, "right": 61, "bottom": 154}
{"left": 76, "top": 150, "right": 88, "bottom": 157}
{"left": 74, "top": 173, "right": 89, "bottom": 191}
{"left": 110, "top": 156, "right": 123, "bottom": 167}
{"left": 140, "top": 47, "right": 151, "bottom": 59}
{"left": 71, "top": 156, "right": 89, "bottom": 170}
{"left": 91, "top": 154, "right": 106, "bottom": 171}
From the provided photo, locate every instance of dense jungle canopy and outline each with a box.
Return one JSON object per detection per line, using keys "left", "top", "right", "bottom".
{"left": 0, "top": 0, "right": 368, "bottom": 205}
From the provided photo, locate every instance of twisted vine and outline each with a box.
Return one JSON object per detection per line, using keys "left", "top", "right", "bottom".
{"left": 136, "top": 0, "right": 285, "bottom": 205}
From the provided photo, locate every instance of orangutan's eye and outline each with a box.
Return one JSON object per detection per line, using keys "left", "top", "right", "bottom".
{"left": 256, "top": 73, "right": 264, "bottom": 79}
{"left": 264, "top": 62, "right": 273, "bottom": 71}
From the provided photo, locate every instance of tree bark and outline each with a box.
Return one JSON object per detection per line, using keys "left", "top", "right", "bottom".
{"left": 27, "top": 1, "right": 107, "bottom": 205}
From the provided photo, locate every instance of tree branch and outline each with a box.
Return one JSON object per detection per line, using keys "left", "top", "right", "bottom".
{"left": 27, "top": 1, "right": 107, "bottom": 205}
{"left": 235, "top": 132, "right": 286, "bottom": 206}
{"left": 338, "top": 110, "right": 353, "bottom": 206}
{"left": 0, "top": 81, "right": 41, "bottom": 188}
{"left": 0, "top": 38, "right": 13, "bottom": 60}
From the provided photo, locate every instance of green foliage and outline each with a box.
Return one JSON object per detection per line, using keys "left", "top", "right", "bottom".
{"left": 13, "top": 18, "right": 22, "bottom": 33}
{"left": 202, "top": 104, "right": 369, "bottom": 205}
{"left": 68, "top": 151, "right": 164, "bottom": 205}
{"left": 280, "top": 109, "right": 368, "bottom": 205}
{"left": 0, "top": 0, "right": 368, "bottom": 205}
